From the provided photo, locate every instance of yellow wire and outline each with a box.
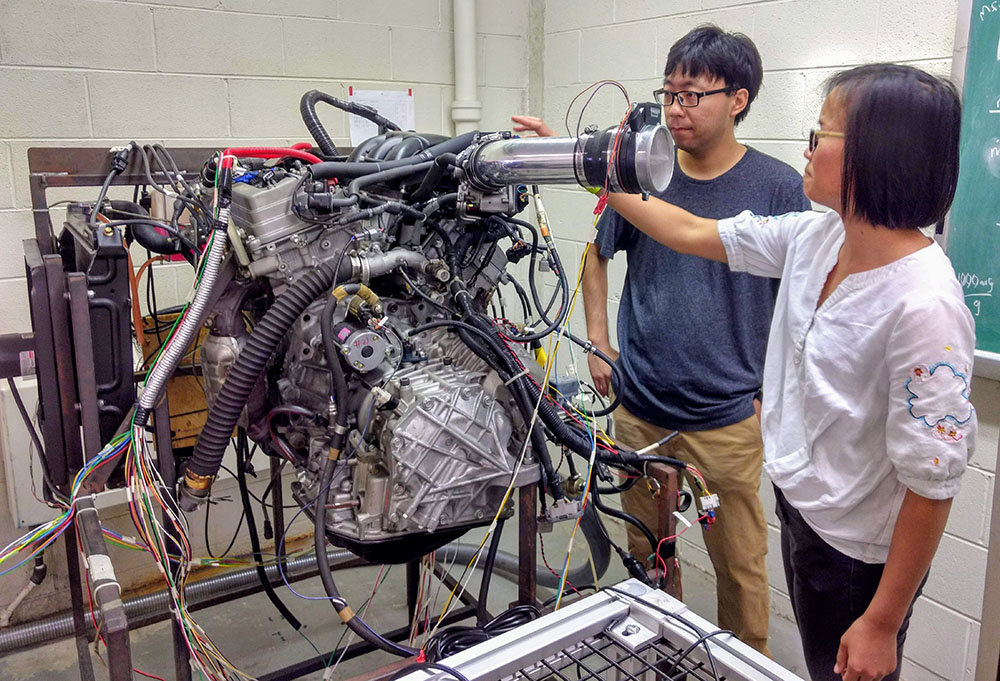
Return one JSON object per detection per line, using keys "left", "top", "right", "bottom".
{"left": 432, "top": 213, "right": 592, "bottom": 632}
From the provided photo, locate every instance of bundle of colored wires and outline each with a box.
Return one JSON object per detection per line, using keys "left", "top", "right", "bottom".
{"left": 0, "top": 432, "right": 129, "bottom": 577}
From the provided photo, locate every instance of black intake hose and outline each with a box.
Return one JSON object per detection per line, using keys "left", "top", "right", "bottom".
{"left": 182, "top": 258, "right": 352, "bottom": 510}
{"left": 310, "top": 132, "right": 478, "bottom": 181}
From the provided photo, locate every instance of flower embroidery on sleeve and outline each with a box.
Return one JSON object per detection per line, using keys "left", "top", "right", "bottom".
{"left": 905, "top": 362, "right": 974, "bottom": 442}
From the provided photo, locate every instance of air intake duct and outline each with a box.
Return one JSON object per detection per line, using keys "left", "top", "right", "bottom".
{"left": 465, "top": 103, "right": 674, "bottom": 194}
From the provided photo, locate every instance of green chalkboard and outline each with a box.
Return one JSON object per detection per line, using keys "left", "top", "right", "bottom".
{"left": 947, "top": 4, "right": 1000, "bottom": 353}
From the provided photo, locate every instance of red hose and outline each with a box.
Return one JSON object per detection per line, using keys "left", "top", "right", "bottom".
{"left": 290, "top": 142, "right": 314, "bottom": 150}
{"left": 219, "top": 146, "right": 323, "bottom": 169}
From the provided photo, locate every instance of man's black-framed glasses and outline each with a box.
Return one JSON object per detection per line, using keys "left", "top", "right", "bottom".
{"left": 652, "top": 87, "right": 734, "bottom": 108}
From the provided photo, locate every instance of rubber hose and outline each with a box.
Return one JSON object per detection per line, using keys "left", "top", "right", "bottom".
{"left": 438, "top": 504, "right": 610, "bottom": 590}
{"left": 346, "top": 160, "right": 434, "bottom": 198}
{"left": 310, "top": 132, "right": 478, "bottom": 181}
{"left": 108, "top": 200, "right": 182, "bottom": 255}
{"left": 409, "top": 153, "right": 458, "bottom": 203}
{"left": 299, "top": 90, "right": 342, "bottom": 156}
{"left": 314, "top": 457, "right": 416, "bottom": 657}
{"left": 187, "top": 258, "right": 351, "bottom": 485}
{"left": 477, "top": 519, "right": 505, "bottom": 625}
{"left": 320, "top": 286, "right": 353, "bottom": 435}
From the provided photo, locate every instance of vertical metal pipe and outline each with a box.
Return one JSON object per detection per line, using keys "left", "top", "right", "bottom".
{"left": 518, "top": 484, "right": 537, "bottom": 606}
{"left": 269, "top": 455, "right": 286, "bottom": 550}
{"left": 406, "top": 559, "right": 420, "bottom": 622}
{"left": 65, "top": 529, "right": 97, "bottom": 681}
{"left": 451, "top": 0, "right": 481, "bottom": 134}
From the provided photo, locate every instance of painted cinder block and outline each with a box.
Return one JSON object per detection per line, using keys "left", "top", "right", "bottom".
{"left": 283, "top": 18, "right": 391, "bottom": 80}
{"left": 0, "top": 0, "right": 155, "bottom": 71}
{"left": 87, "top": 73, "right": 229, "bottom": 138}
{"left": 0, "top": 69, "right": 90, "bottom": 138}
{"left": 153, "top": 7, "right": 283, "bottom": 76}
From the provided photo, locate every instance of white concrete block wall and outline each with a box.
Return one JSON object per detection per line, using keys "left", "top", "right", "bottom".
{"left": 542, "top": 1, "right": 988, "bottom": 679}
{"left": 0, "top": 0, "right": 530, "bottom": 622}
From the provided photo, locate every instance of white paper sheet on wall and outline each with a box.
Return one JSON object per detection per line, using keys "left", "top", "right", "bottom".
{"left": 347, "top": 87, "right": 415, "bottom": 146}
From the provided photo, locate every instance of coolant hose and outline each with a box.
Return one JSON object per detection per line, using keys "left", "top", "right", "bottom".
{"left": 183, "top": 257, "right": 351, "bottom": 510}
{"left": 346, "top": 160, "right": 435, "bottom": 198}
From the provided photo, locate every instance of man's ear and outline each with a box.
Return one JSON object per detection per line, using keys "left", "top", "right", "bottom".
{"left": 730, "top": 88, "right": 749, "bottom": 120}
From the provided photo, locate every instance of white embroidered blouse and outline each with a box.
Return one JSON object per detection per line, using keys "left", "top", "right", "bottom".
{"left": 718, "top": 209, "right": 976, "bottom": 563}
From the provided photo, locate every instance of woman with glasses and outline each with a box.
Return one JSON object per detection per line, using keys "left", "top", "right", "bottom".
{"left": 602, "top": 63, "right": 973, "bottom": 681}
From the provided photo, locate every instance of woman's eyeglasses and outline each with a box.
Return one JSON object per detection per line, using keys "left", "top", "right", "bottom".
{"left": 808, "top": 129, "right": 845, "bottom": 153}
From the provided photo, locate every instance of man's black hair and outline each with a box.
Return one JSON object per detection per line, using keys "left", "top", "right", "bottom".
{"left": 825, "top": 63, "right": 962, "bottom": 230}
{"left": 663, "top": 24, "right": 763, "bottom": 126}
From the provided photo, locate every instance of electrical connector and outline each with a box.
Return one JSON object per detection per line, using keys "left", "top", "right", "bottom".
{"left": 109, "top": 143, "right": 134, "bottom": 174}
{"left": 543, "top": 498, "right": 583, "bottom": 523}
{"left": 616, "top": 546, "right": 653, "bottom": 586}
{"left": 700, "top": 493, "right": 720, "bottom": 511}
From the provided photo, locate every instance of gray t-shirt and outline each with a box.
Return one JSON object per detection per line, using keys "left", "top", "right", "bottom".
{"left": 595, "top": 146, "right": 810, "bottom": 431}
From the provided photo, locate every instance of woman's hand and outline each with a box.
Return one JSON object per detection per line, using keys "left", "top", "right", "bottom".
{"left": 835, "top": 614, "right": 899, "bottom": 681}
{"left": 511, "top": 115, "right": 556, "bottom": 138}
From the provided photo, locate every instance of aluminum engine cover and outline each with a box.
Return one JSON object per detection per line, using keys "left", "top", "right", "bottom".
{"left": 374, "top": 359, "right": 538, "bottom": 535}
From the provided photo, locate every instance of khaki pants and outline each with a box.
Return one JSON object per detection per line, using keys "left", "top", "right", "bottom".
{"left": 615, "top": 404, "right": 772, "bottom": 656}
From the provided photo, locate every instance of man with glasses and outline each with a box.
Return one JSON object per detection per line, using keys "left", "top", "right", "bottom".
{"left": 514, "top": 24, "right": 810, "bottom": 655}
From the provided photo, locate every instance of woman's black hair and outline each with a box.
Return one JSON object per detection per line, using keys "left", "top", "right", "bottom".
{"left": 663, "top": 24, "right": 763, "bottom": 126}
{"left": 825, "top": 63, "right": 962, "bottom": 230}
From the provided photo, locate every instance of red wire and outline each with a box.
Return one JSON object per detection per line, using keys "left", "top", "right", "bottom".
{"left": 538, "top": 532, "right": 578, "bottom": 595}
{"left": 219, "top": 146, "right": 323, "bottom": 169}
{"left": 654, "top": 514, "right": 707, "bottom": 579}
{"left": 290, "top": 142, "right": 314, "bottom": 150}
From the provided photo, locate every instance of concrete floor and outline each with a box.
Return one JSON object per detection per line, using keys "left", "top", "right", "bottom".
{"left": 0, "top": 512, "right": 808, "bottom": 681}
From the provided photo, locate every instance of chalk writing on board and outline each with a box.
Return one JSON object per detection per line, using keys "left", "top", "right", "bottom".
{"left": 982, "top": 2, "right": 998, "bottom": 21}
{"left": 960, "top": 272, "right": 994, "bottom": 317}
{"left": 987, "top": 138, "right": 1000, "bottom": 177}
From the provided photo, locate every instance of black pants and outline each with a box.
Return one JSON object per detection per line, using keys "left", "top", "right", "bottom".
{"left": 774, "top": 487, "right": 924, "bottom": 681}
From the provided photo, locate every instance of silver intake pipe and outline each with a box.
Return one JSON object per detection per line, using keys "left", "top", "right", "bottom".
{"left": 465, "top": 123, "right": 674, "bottom": 194}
